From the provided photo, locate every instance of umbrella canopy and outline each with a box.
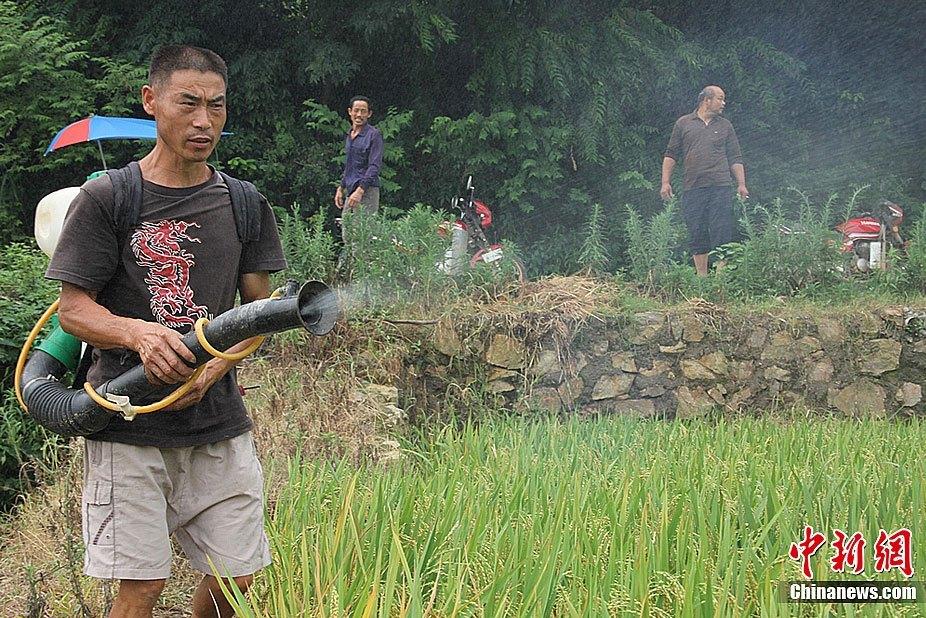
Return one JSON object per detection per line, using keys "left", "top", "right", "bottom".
{"left": 45, "top": 116, "right": 157, "bottom": 155}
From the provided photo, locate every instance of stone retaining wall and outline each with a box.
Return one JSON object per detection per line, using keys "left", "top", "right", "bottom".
{"left": 410, "top": 305, "right": 925, "bottom": 418}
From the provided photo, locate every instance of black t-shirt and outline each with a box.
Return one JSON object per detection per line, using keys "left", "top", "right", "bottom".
{"left": 46, "top": 169, "right": 287, "bottom": 447}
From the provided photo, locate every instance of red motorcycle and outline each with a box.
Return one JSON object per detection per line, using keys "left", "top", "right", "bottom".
{"left": 436, "top": 176, "right": 526, "bottom": 284}
{"left": 835, "top": 200, "right": 906, "bottom": 272}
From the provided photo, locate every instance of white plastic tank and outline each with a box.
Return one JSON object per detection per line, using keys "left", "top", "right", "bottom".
{"left": 35, "top": 187, "right": 80, "bottom": 258}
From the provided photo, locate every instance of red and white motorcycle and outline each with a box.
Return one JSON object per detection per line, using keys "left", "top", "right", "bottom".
{"left": 436, "top": 176, "right": 526, "bottom": 285}
{"left": 835, "top": 200, "right": 906, "bottom": 272}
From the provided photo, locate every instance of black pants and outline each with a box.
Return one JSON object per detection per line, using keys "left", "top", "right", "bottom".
{"left": 681, "top": 186, "right": 734, "bottom": 255}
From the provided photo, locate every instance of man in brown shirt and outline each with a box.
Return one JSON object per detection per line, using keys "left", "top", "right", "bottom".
{"left": 661, "top": 85, "right": 749, "bottom": 276}
{"left": 47, "top": 45, "right": 285, "bottom": 616}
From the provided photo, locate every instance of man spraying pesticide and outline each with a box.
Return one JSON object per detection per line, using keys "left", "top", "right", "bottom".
{"left": 16, "top": 44, "right": 338, "bottom": 616}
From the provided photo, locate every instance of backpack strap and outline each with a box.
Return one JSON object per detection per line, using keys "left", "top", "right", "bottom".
{"left": 106, "top": 161, "right": 144, "bottom": 240}
{"left": 105, "top": 163, "right": 262, "bottom": 244}
{"left": 219, "top": 171, "right": 262, "bottom": 243}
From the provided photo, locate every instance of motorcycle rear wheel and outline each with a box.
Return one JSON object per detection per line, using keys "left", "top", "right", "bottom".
{"left": 469, "top": 253, "right": 527, "bottom": 290}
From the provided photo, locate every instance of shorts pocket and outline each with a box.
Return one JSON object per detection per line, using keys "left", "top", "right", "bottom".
{"left": 84, "top": 480, "right": 114, "bottom": 547}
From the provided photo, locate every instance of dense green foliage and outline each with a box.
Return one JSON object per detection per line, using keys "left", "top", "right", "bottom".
{"left": 1, "top": 0, "right": 921, "bottom": 273}
{"left": 0, "top": 244, "right": 58, "bottom": 372}
{"left": 273, "top": 191, "right": 926, "bottom": 307}
{"left": 0, "top": 2, "right": 145, "bottom": 243}
{"left": 0, "top": 0, "right": 922, "bottom": 510}
{"left": 223, "top": 417, "right": 926, "bottom": 615}
{"left": 616, "top": 189, "right": 926, "bottom": 303}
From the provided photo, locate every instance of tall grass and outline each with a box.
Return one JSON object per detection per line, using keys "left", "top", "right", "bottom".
{"left": 715, "top": 193, "right": 844, "bottom": 299}
{"left": 226, "top": 418, "right": 925, "bottom": 616}
{"left": 623, "top": 200, "right": 685, "bottom": 294}
{"left": 0, "top": 243, "right": 62, "bottom": 509}
{"left": 274, "top": 205, "right": 337, "bottom": 284}
{"left": 903, "top": 203, "right": 926, "bottom": 294}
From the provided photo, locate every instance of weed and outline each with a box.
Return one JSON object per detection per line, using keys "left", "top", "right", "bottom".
{"left": 713, "top": 195, "right": 843, "bottom": 299}
{"left": 622, "top": 199, "right": 686, "bottom": 296}
{"left": 903, "top": 203, "right": 926, "bottom": 293}
{"left": 273, "top": 204, "right": 336, "bottom": 285}
{"left": 578, "top": 203, "right": 609, "bottom": 274}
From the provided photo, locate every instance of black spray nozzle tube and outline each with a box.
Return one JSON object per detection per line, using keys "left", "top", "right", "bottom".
{"left": 21, "top": 280, "right": 338, "bottom": 437}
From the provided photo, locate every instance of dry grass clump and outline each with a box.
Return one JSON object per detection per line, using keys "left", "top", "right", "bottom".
{"left": 442, "top": 274, "right": 620, "bottom": 348}
{"left": 242, "top": 320, "right": 411, "bottom": 467}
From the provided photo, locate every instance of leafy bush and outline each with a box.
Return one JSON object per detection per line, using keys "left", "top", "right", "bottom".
{"left": 343, "top": 204, "right": 455, "bottom": 309}
{"left": 0, "top": 244, "right": 59, "bottom": 378}
{"left": 615, "top": 189, "right": 926, "bottom": 304}
{"left": 713, "top": 194, "right": 844, "bottom": 299}
{"left": 418, "top": 108, "right": 570, "bottom": 215}
{"left": 335, "top": 203, "right": 527, "bottom": 311}
{"left": 273, "top": 205, "right": 337, "bottom": 285}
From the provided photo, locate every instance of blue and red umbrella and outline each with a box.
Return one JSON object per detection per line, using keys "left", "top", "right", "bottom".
{"left": 45, "top": 115, "right": 231, "bottom": 168}
{"left": 45, "top": 115, "right": 158, "bottom": 168}
{"left": 45, "top": 116, "right": 157, "bottom": 155}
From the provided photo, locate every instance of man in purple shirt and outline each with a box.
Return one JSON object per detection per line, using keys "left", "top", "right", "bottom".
{"left": 334, "top": 96, "right": 383, "bottom": 245}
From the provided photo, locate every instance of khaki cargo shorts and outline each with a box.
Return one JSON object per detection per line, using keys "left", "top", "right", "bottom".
{"left": 82, "top": 432, "right": 271, "bottom": 580}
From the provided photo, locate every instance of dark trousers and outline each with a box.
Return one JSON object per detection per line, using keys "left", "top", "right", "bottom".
{"left": 681, "top": 186, "right": 734, "bottom": 255}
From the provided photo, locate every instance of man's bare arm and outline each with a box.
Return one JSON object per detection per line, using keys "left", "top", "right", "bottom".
{"left": 160, "top": 271, "right": 271, "bottom": 411}
{"left": 660, "top": 157, "right": 676, "bottom": 200}
{"left": 239, "top": 271, "right": 271, "bottom": 304}
{"left": 58, "top": 282, "right": 196, "bottom": 385}
{"left": 731, "top": 163, "right": 749, "bottom": 199}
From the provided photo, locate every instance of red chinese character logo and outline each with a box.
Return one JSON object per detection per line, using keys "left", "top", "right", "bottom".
{"left": 789, "top": 526, "right": 827, "bottom": 579}
{"left": 830, "top": 529, "right": 866, "bottom": 574}
{"left": 874, "top": 528, "right": 914, "bottom": 578}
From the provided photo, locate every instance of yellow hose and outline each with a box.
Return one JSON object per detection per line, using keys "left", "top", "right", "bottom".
{"left": 193, "top": 317, "right": 265, "bottom": 361}
{"left": 16, "top": 288, "right": 283, "bottom": 417}
{"left": 82, "top": 366, "right": 206, "bottom": 414}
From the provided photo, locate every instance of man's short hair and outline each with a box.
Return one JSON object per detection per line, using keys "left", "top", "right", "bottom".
{"left": 149, "top": 45, "right": 228, "bottom": 88}
{"left": 697, "top": 86, "right": 719, "bottom": 105}
{"left": 349, "top": 96, "right": 371, "bottom": 110}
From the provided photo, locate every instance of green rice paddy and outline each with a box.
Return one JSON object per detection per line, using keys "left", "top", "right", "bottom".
{"left": 226, "top": 418, "right": 926, "bottom": 617}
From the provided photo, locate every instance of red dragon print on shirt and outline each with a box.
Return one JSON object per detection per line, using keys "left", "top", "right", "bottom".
{"left": 131, "top": 220, "right": 210, "bottom": 328}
